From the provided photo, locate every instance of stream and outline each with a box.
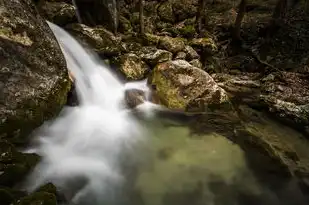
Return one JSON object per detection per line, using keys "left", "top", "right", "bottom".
{"left": 23, "top": 21, "right": 309, "bottom": 205}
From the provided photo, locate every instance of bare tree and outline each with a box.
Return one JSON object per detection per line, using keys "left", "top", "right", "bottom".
{"left": 139, "top": 0, "right": 145, "bottom": 35}
{"left": 196, "top": 0, "right": 207, "bottom": 33}
{"left": 233, "top": 0, "right": 247, "bottom": 41}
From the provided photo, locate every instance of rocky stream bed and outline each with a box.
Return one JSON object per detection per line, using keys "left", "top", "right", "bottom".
{"left": 1, "top": 0, "right": 309, "bottom": 204}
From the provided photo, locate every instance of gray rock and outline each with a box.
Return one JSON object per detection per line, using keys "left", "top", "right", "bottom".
{"left": 189, "top": 59, "right": 202, "bottom": 69}
{"left": 119, "top": 53, "right": 150, "bottom": 80}
{"left": 184, "top": 45, "right": 199, "bottom": 60}
{"left": 0, "top": 0, "right": 71, "bottom": 142}
{"left": 135, "top": 47, "right": 172, "bottom": 66}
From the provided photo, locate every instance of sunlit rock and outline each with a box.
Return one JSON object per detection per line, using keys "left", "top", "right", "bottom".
{"left": 135, "top": 46, "right": 172, "bottom": 66}
{"left": 150, "top": 60, "right": 232, "bottom": 112}
{"left": 158, "top": 36, "right": 186, "bottom": 54}
{"left": 119, "top": 53, "right": 150, "bottom": 80}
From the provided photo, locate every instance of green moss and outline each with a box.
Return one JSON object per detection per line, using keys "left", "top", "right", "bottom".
{"left": 151, "top": 66, "right": 188, "bottom": 109}
{"left": 179, "top": 25, "right": 196, "bottom": 38}
{"left": 35, "top": 183, "right": 57, "bottom": 195}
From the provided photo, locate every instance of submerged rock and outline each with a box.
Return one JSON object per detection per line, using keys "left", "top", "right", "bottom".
{"left": 66, "top": 23, "right": 122, "bottom": 57}
{"left": 119, "top": 53, "right": 150, "bottom": 80}
{"left": 0, "top": 0, "right": 71, "bottom": 143}
{"left": 149, "top": 60, "right": 231, "bottom": 112}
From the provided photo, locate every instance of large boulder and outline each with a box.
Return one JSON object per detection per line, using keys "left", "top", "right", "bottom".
{"left": 0, "top": 0, "right": 71, "bottom": 143}
{"left": 158, "top": 36, "right": 186, "bottom": 54}
{"left": 65, "top": 23, "right": 122, "bottom": 57}
{"left": 149, "top": 60, "right": 231, "bottom": 112}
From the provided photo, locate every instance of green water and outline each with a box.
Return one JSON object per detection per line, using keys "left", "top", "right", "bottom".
{"left": 127, "top": 121, "right": 264, "bottom": 205}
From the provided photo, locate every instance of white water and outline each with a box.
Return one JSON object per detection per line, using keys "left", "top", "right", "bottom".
{"left": 24, "top": 21, "right": 156, "bottom": 204}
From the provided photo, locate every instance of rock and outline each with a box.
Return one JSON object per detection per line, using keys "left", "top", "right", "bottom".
{"left": 124, "top": 89, "right": 146, "bottom": 109}
{"left": 0, "top": 188, "right": 15, "bottom": 205}
{"left": 38, "top": 1, "right": 76, "bottom": 26}
{"left": 130, "top": 12, "right": 156, "bottom": 33}
{"left": 189, "top": 59, "right": 202, "bottom": 69}
{"left": 119, "top": 53, "right": 150, "bottom": 80}
{"left": 260, "top": 72, "right": 309, "bottom": 131}
{"left": 157, "top": 1, "right": 175, "bottom": 23}
{"left": 184, "top": 45, "right": 200, "bottom": 60}
{"left": 175, "top": 52, "right": 186, "bottom": 60}
{"left": 212, "top": 72, "right": 309, "bottom": 137}
{"left": 118, "top": 16, "right": 133, "bottom": 34}
{"left": 0, "top": 0, "right": 71, "bottom": 142}
{"left": 190, "top": 38, "right": 218, "bottom": 55}
{"left": 150, "top": 60, "right": 231, "bottom": 112}
{"left": 135, "top": 47, "right": 172, "bottom": 66}
{"left": 14, "top": 192, "right": 57, "bottom": 205}
{"left": 143, "top": 33, "right": 161, "bottom": 46}
{"left": 158, "top": 36, "right": 186, "bottom": 54}
{"left": 234, "top": 106, "right": 309, "bottom": 178}
{"left": 172, "top": 0, "right": 198, "bottom": 21}
{"left": 66, "top": 23, "right": 122, "bottom": 57}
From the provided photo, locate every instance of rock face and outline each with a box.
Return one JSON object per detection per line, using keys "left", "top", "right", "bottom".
{"left": 37, "top": 1, "right": 77, "bottom": 26}
{"left": 66, "top": 23, "right": 122, "bottom": 57}
{"left": 119, "top": 53, "right": 150, "bottom": 80}
{"left": 150, "top": 60, "right": 231, "bottom": 112}
{"left": 213, "top": 72, "right": 309, "bottom": 136}
{"left": 0, "top": 0, "right": 71, "bottom": 142}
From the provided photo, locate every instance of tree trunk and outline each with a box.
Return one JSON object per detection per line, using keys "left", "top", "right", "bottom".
{"left": 233, "top": 0, "right": 247, "bottom": 41}
{"left": 272, "top": 0, "right": 288, "bottom": 20}
{"left": 196, "top": 0, "right": 207, "bottom": 33}
{"left": 139, "top": 0, "right": 145, "bottom": 35}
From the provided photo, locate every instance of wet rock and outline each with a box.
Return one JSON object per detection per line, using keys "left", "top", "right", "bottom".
{"left": 149, "top": 60, "right": 231, "bottom": 112}
{"left": 175, "top": 52, "right": 186, "bottom": 60}
{"left": 119, "top": 53, "right": 150, "bottom": 80}
{"left": 190, "top": 37, "right": 218, "bottom": 56}
{"left": 14, "top": 192, "right": 57, "bottom": 205}
{"left": 158, "top": 36, "right": 186, "bottom": 54}
{"left": 157, "top": 1, "right": 175, "bottom": 23}
{"left": 38, "top": 1, "right": 76, "bottom": 26}
{"left": 189, "top": 59, "right": 202, "bottom": 69}
{"left": 124, "top": 89, "right": 146, "bottom": 109}
{"left": 135, "top": 47, "right": 172, "bottom": 66}
{"left": 184, "top": 45, "right": 200, "bottom": 60}
{"left": 66, "top": 23, "right": 122, "bottom": 57}
{"left": 0, "top": 0, "right": 71, "bottom": 142}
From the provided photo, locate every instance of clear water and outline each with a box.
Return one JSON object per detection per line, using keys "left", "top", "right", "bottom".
{"left": 23, "top": 22, "right": 309, "bottom": 205}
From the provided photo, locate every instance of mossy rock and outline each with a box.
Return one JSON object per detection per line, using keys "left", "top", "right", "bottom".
{"left": 119, "top": 53, "right": 150, "bottom": 81}
{"left": 66, "top": 23, "right": 122, "bottom": 57}
{"left": 158, "top": 36, "right": 186, "bottom": 54}
{"left": 190, "top": 37, "right": 218, "bottom": 56}
{"left": 134, "top": 47, "right": 173, "bottom": 66}
{"left": 0, "top": 0, "right": 71, "bottom": 144}
{"left": 150, "top": 60, "right": 232, "bottom": 112}
{"left": 157, "top": 1, "right": 175, "bottom": 23}
{"left": 119, "top": 15, "right": 133, "bottom": 34}
{"left": 14, "top": 192, "right": 57, "bottom": 205}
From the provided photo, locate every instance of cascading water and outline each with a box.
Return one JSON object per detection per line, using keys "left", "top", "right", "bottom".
{"left": 24, "top": 21, "right": 156, "bottom": 205}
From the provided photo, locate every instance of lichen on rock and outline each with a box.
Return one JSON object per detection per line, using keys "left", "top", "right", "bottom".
{"left": 119, "top": 53, "right": 150, "bottom": 80}
{"left": 150, "top": 60, "right": 231, "bottom": 112}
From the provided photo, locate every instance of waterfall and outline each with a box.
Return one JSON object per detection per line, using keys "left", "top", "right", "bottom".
{"left": 24, "top": 21, "right": 155, "bottom": 205}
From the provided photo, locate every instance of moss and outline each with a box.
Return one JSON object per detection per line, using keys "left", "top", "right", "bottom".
{"left": 179, "top": 25, "right": 196, "bottom": 38}
{"left": 14, "top": 192, "right": 57, "bottom": 205}
{"left": 35, "top": 183, "right": 57, "bottom": 195}
{"left": 151, "top": 65, "right": 188, "bottom": 109}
